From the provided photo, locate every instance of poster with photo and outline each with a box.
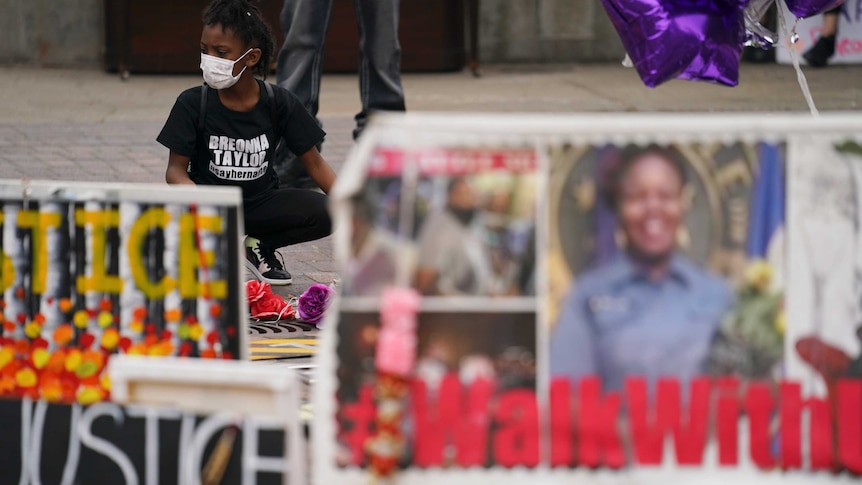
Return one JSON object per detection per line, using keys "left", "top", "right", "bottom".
{"left": 315, "top": 113, "right": 862, "bottom": 485}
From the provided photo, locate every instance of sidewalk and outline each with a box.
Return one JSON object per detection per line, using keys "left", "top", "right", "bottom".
{"left": 1, "top": 62, "right": 860, "bottom": 297}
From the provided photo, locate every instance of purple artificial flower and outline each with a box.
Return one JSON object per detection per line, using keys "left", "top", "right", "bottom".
{"left": 298, "top": 283, "right": 334, "bottom": 326}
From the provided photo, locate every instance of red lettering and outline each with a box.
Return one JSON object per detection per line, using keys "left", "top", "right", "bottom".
{"left": 744, "top": 383, "right": 776, "bottom": 469}
{"left": 837, "top": 38, "right": 862, "bottom": 55}
{"left": 577, "top": 377, "right": 624, "bottom": 468}
{"left": 625, "top": 377, "right": 710, "bottom": 465}
{"left": 458, "top": 378, "right": 494, "bottom": 466}
{"left": 493, "top": 389, "right": 540, "bottom": 467}
{"left": 340, "top": 385, "right": 376, "bottom": 465}
{"left": 411, "top": 375, "right": 493, "bottom": 467}
{"left": 716, "top": 377, "right": 740, "bottom": 466}
{"left": 837, "top": 379, "right": 862, "bottom": 474}
{"left": 780, "top": 382, "right": 833, "bottom": 470}
{"left": 412, "top": 376, "right": 458, "bottom": 466}
{"left": 550, "top": 378, "right": 572, "bottom": 466}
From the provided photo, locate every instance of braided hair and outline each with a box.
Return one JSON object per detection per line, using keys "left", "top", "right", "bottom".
{"left": 202, "top": 0, "right": 275, "bottom": 78}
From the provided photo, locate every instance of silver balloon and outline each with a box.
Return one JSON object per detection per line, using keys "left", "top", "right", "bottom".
{"left": 744, "top": 0, "right": 779, "bottom": 49}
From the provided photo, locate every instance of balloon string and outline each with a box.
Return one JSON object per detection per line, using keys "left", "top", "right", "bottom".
{"left": 776, "top": 0, "right": 820, "bottom": 117}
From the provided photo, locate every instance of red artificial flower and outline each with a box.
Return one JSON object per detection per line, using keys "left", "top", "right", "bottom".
{"left": 246, "top": 280, "right": 293, "bottom": 320}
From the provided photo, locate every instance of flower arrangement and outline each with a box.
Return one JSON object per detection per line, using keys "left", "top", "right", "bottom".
{"left": 365, "top": 287, "right": 421, "bottom": 481}
{"left": 708, "top": 259, "right": 784, "bottom": 379}
{"left": 297, "top": 283, "right": 335, "bottom": 327}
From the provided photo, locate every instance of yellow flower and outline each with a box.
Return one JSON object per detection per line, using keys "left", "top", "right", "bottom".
{"left": 73, "top": 310, "right": 90, "bottom": 328}
{"left": 77, "top": 386, "right": 106, "bottom": 405}
{"left": 129, "top": 320, "right": 144, "bottom": 334}
{"left": 774, "top": 309, "right": 786, "bottom": 336}
{"left": 65, "top": 349, "right": 82, "bottom": 372}
{"left": 0, "top": 347, "right": 14, "bottom": 370}
{"left": 744, "top": 260, "right": 772, "bottom": 292}
{"left": 97, "top": 311, "right": 114, "bottom": 328}
{"left": 100, "top": 373, "right": 112, "bottom": 391}
{"left": 24, "top": 321, "right": 42, "bottom": 339}
{"left": 101, "top": 328, "right": 120, "bottom": 350}
{"left": 32, "top": 348, "right": 50, "bottom": 370}
{"left": 189, "top": 324, "right": 204, "bottom": 341}
{"left": 15, "top": 368, "right": 37, "bottom": 388}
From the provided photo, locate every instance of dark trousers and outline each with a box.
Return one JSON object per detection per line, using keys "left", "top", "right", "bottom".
{"left": 244, "top": 188, "right": 332, "bottom": 249}
{"left": 274, "top": 0, "right": 406, "bottom": 181}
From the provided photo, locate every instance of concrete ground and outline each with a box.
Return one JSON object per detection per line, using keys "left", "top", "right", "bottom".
{"left": 1, "top": 62, "right": 860, "bottom": 299}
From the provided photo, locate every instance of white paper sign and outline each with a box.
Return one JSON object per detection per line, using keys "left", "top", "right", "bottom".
{"left": 777, "top": 0, "right": 862, "bottom": 65}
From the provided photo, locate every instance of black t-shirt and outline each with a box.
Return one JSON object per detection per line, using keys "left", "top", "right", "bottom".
{"left": 156, "top": 80, "right": 324, "bottom": 204}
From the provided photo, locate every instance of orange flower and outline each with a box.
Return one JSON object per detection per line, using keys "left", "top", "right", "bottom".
{"left": 99, "top": 298, "right": 113, "bottom": 312}
{"left": 0, "top": 373, "right": 15, "bottom": 394}
{"left": 58, "top": 298, "right": 74, "bottom": 313}
{"left": 14, "top": 339, "right": 30, "bottom": 355}
{"left": 40, "top": 375, "right": 64, "bottom": 402}
{"left": 53, "top": 324, "right": 74, "bottom": 345}
{"left": 129, "top": 320, "right": 144, "bottom": 333}
{"left": 2, "top": 321, "right": 15, "bottom": 333}
{"left": 132, "top": 307, "right": 148, "bottom": 322}
{"left": 164, "top": 308, "right": 182, "bottom": 322}
{"left": 33, "top": 313, "right": 46, "bottom": 325}
{"left": 210, "top": 303, "right": 222, "bottom": 318}
{"left": 147, "top": 341, "right": 175, "bottom": 357}
{"left": 127, "top": 343, "right": 147, "bottom": 356}
{"left": 200, "top": 348, "right": 217, "bottom": 359}
{"left": 46, "top": 350, "right": 67, "bottom": 373}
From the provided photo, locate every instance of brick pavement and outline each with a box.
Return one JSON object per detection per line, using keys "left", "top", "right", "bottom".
{"left": 0, "top": 114, "right": 353, "bottom": 299}
{"left": 1, "top": 63, "right": 861, "bottom": 299}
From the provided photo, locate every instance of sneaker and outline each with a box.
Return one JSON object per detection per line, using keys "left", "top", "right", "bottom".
{"left": 803, "top": 36, "right": 836, "bottom": 68}
{"left": 245, "top": 237, "right": 292, "bottom": 285}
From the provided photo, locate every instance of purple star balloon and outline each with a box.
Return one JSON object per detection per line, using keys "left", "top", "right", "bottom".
{"left": 601, "top": 0, "right": 748, "bottom": 87}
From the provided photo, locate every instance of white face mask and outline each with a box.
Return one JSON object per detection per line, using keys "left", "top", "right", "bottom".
{"left": 200, "top": 48, "right": 253, "bottom": 89}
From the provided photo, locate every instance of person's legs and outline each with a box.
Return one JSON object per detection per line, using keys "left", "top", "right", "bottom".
{"left": 274, "top": 0, "right": 333, "bottom": 187}
{"left": 244, "top": 188, "right": 333, "bottom": 285}
{"left": 353, "top": 0, "right": 406, "bottom": 140}
{"left": 804, "top": 7, "right": 842, "bottom": 67}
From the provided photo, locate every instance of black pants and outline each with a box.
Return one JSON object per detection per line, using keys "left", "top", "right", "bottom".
{"left": 244, "top": 188, "right": 332, "bottom": 249}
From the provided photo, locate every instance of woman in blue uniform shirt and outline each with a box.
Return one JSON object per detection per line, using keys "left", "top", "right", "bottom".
{"left": 550, "top": 145, "right": 733, "bottom": 392}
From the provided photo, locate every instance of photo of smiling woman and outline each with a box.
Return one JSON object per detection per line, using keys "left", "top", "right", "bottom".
{"left": 549, "top": 145, "right": 734, "bottom": 392}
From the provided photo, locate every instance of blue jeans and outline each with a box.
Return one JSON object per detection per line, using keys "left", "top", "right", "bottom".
{"left": 275, "top": 0, "right": 406, "bottom": 180}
